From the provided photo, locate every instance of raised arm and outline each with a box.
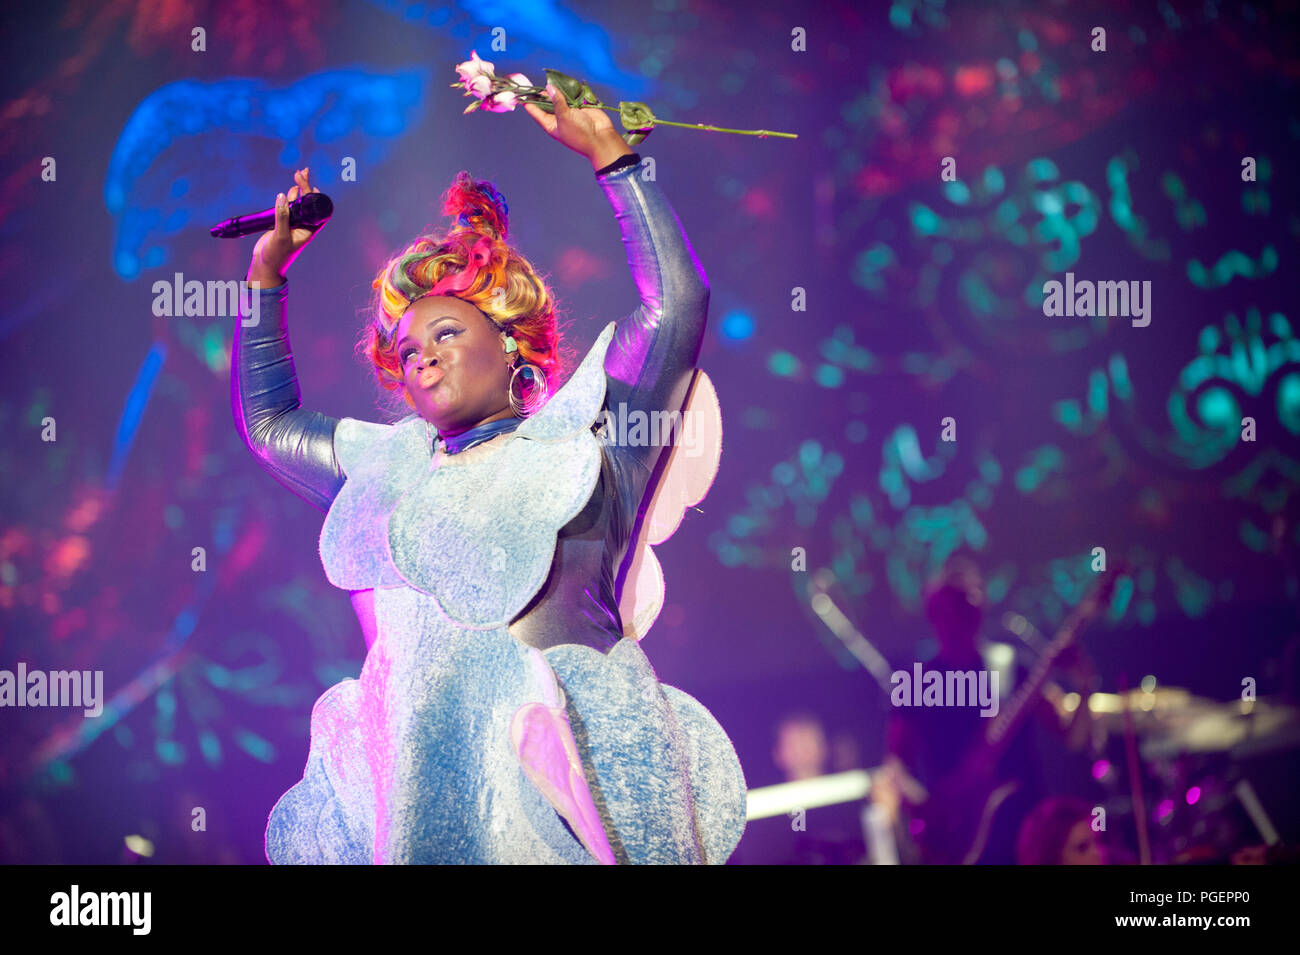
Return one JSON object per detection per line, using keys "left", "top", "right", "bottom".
{"left": 596, "top": 155, "right": 710, "bottom": 470}
{"left": 520, "top": 87, "right": 710, "bottom": 471}
{"left": 232, "top": 280, "right": 345, "bottom": 513}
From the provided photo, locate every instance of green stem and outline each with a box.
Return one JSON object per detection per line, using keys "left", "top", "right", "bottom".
{"left": 644, "top": 118, "right": 798, "bottom": 139}
{"left": 513, "top": 92, "right": 797, "bottom": 138}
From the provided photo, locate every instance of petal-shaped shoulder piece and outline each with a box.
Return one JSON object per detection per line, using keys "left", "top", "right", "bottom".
{"left": 618, "top": 369, "right": 723, "bottom": 640}
{"left": 320, "top": 322, "right": 619, "bottom": 630}
{"left": 513, "top": 322, "right": 617, "bottom": 443}
{"left": 334, "top": 412, "right": 424, "bottom": 476}
{"left": 319, "top": 415, "right": 428, "bottom": 590}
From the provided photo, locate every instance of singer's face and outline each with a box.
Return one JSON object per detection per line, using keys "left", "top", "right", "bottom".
{"left": 395, "top": 295, "right": 516, "bottom": 437}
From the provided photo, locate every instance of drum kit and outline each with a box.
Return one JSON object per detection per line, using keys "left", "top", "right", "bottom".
{"left": 800, "top": 569, "right": 1299, "bottom": 863}
{"left": 1085, "top": 686, "right": 1300, "bottom": 862}
{"left": 1089, "top": 687, "right": 1300, "bottom": 759}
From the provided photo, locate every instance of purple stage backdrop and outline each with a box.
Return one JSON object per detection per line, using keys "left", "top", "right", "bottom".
{"left": 1, "top": 0, "right": 1297, "bottom": 866}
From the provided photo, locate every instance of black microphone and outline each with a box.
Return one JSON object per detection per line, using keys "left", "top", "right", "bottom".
{"left": 210, "top": 192, "right": 333, "bottom": 238}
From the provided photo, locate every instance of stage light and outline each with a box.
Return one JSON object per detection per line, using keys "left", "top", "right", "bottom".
{"left": 745, "top": 770, "right": 873, "bottom": 820}
{"left": 124, "top": 835, "right": 154, "bottom": 858}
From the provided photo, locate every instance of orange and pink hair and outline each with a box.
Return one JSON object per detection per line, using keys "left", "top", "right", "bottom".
{"left": 360, "top": 171, "right": 569, "bottom": 412}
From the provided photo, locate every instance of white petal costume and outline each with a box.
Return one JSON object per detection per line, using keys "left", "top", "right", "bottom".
{"left": 233, "top": 158, "right": 747, "bottom": 863}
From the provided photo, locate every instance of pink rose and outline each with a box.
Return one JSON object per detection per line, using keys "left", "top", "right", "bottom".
{"left": 481, "top": 73, "right": 534, "bottom": 113}
{"left": 454, "top": 50, "right": 494, "bottom": 100}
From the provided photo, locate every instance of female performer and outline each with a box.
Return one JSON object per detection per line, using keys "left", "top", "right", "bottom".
{"left": 232, "top": 83, "right": 747, "bottom": 863}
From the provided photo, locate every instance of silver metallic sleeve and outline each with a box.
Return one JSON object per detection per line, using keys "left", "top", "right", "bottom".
{"left": 596, "top": 159, "right": 711, "bottom": 473}
{"left": 231, "top": 280, "right": 346, "bottom": 513}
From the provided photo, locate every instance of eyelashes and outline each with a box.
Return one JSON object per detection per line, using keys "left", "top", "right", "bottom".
{"left": 400, "top": 327, "right": 459, "bottom": 366}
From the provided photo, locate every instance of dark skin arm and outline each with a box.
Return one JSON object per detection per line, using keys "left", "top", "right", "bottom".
{"left": 522, "top": 83, "right": 634, "bottom": 172}
{"left": 246, "top": 167, "right": 325, "bottom": 289}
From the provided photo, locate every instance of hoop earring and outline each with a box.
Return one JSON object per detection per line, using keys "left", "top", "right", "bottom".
{"left": 508, "top": 361, "right": 548, "bottom": 417}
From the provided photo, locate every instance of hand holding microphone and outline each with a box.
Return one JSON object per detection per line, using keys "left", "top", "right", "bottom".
{"left": 238, "top": 168, "right": 333, "bottom": 289}
{"left": 210, "top": 189, "right": 333, "bottom": 238}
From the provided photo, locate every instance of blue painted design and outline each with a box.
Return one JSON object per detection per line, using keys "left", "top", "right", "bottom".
{"left": 105, "top": 69, "right": 428, "bottom": 278}
{"left": 366, "top": 0, "right": 646, "bottom": 95}
{"left": 106, "top": 342, "right": 166, "bottom": 490}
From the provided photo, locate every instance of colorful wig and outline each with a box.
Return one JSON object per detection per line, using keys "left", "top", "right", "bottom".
{"left": 360, "top": 170, "right": 570, "bottom": 414}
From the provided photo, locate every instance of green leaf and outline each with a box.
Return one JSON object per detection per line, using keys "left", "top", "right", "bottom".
{"left": 543, "top": 68, "right": 585, "bottom": 104}
{"left": 619, "top": 101, "right": 657, "bottom": 130}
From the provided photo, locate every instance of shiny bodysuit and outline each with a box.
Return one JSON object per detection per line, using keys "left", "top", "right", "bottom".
{"left": 232, "top": 155, "right": 708, "bottom": 655}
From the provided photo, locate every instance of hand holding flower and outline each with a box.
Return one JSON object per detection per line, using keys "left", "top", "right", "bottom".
{"left": 451, "top": 50, "right": 796, "bottom": 152}
{"left": 522, "top": 83, "right": 633, "bottom": 172}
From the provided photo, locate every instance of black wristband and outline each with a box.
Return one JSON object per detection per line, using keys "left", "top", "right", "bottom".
{"left": 595, "top": 152, "right": 642, "bottom": 177}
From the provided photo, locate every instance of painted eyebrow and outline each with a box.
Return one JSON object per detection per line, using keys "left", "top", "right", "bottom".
{"left": 397, "top": 316, "right": 460, "bottom": 348}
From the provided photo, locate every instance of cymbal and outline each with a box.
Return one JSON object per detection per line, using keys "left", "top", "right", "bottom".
{"left": 1086, "top": 687, "right": 1203, "bottom": 716}
{"left": 1086, "top": 689, "right": 1300, "bottom": 755}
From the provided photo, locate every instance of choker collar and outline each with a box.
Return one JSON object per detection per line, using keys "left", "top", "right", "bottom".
{"left": 433, "top": 416, "right": 522, "bottom": 455}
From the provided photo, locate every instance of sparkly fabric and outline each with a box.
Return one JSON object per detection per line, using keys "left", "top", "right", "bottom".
{"left": 269, "top": 322, "right": 747, "bottom": 864}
